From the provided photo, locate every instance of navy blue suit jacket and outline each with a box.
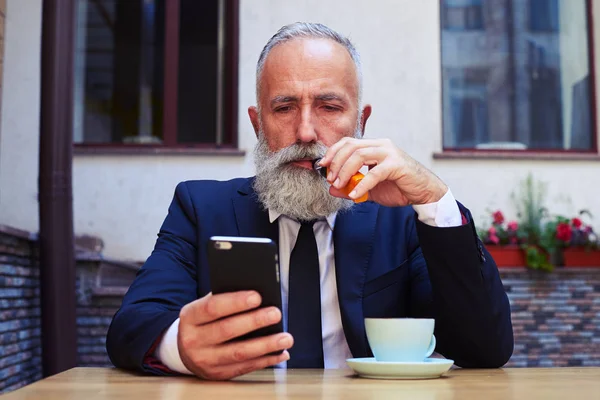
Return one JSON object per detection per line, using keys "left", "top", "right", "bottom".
{"left": 106, "top": 178, "right": 513, "bottom": 373}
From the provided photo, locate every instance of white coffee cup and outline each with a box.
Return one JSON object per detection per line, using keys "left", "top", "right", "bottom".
{"left": 365, "top": 318, "right": 436, "bottom": 362}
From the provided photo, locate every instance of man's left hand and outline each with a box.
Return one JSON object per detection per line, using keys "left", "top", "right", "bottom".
{"left": 319, "top": 138, "right": 448, "bottom": 207}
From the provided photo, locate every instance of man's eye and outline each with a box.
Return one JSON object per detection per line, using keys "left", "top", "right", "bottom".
{"left": 323, "top": 105, "right": 340, "bottom": 112}
{"left": 275, "top": 106, "right": 291, "bottom": 113}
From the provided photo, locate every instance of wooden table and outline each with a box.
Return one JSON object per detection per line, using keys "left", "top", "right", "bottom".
{"left": 4, "top": 367, "right": 600, "bottom": 400}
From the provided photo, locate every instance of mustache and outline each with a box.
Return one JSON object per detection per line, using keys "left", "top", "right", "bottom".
{"left": 269, "top": 142, "right": 328, "bottom": 166}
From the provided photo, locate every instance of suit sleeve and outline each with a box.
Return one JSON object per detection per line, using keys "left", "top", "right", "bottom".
{"left": 407, "top": 203, "right": 514, "bottom": 368}
{"left": 106, "top": 182, "right": 199, "bottom": 374}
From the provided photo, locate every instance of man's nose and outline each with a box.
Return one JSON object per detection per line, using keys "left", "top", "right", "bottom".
{"left": 296, "top": 107, "right": 318, "bottom": 144}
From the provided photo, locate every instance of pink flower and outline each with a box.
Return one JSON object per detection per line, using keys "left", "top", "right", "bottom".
{"left": 487, "top": 227, "right": 500, "bottom": 244}
{"left": 571, "top": 218, "right": 582, "bottom": 229}
{"left": 507, "top": 221, "right": 518, "bottom": 231}
{"left": 493, "top": 211, "right": 504, "bottom": 225}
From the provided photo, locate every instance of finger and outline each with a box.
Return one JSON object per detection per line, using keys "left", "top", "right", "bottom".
{"left": 204, "top": 351, "right": 290, "bottom": 381}
{"left": 334, "top": 147, "right": 386, "bottom": 190}
{"left": 320, "top": 137, "right": 377, "bottom": 170}
{"left": 215, "top": 333, "right": 294, "bottom": 365}
{"left": 327, "top": 139, "right": 382, "bottom": 183}
{"left": 201, "top": 306, "right": 282, "bottom": 345}
{"left": 329, "top": 185, "right": 351, "bottom": 199}
{"left": 180, "top": 291, "right": 262, "bottom": 326}
{"left": 319, "top": 137, "right": 353, "bottom": 167}
{"left": 348, "top": 163, "right": 393, "bottom": 200}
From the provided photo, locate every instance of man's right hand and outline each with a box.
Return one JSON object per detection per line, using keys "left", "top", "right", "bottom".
{"left": 177, "top": 291, "right": 293, "bottom": 380}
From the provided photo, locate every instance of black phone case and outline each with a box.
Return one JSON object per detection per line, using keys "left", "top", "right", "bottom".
{"left": 207, "top": 237, "right": 284, "bottom": 343}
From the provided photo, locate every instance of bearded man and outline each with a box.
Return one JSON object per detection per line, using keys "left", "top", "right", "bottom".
{"left": 107, "top": 22, "right": 513, "bottom": 380}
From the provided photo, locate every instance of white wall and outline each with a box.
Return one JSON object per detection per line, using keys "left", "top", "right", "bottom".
{"left": 0, "top": 0, "right": 42, "bottom": 233}
{"left": 74, "top": 0, "right": 446, "bottom": 261}
{"left": 72, "top": 155, "right": 252, "bottom": 260}
{"left": 436, "top": 1, "right": 600, "bottom": 227}
{"left": 1, "top": 0, "right": 599, "bottom": 261}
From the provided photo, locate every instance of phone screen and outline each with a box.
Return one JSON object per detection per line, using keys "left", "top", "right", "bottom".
{"left": 207, "top": 236, "right": 284, "bottom": 342}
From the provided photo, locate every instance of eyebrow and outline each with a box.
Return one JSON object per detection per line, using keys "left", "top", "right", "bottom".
{"left": 270, "top": 96, "right": 299, "bottom": 108}
{"left": 270, "top": 93, "right": 348, "bottom": 108}
{"left": 314, "top": 93, "right": 347, "bottom": 105}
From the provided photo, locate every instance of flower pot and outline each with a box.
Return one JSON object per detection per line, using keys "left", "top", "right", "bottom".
{"left": 562, "top": 248, "right": 600, "bottom": 267}
{"left": 486, "top": 245, "right": 526, "bottom": 267}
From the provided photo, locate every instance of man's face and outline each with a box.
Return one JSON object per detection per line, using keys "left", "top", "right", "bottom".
{"left": 250, "top": 38, "right": 370, "bottom": 220}
{"left": 250, "top": 38, "right": 365, "bottom": 168}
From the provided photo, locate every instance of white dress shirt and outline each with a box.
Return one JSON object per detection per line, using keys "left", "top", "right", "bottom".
{"left": 155, "top": 189, "right": 462, "bottom": 374}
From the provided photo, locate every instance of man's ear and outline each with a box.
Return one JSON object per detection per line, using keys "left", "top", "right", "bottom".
{"left": 360, "top": 105, "right": 372, "bottom": 136}
{"left": 248, "top": 106, "right": 260, "bottom": 138}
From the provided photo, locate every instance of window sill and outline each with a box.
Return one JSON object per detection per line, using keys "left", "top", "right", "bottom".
{"left": 73, "top": 146, "right": 246, "bottom": 157}
{"left": 0, "top": 224, "right": 37, "bottom": 241}
{"left": 433, "top": 151, "right": 600, "bottom": 161}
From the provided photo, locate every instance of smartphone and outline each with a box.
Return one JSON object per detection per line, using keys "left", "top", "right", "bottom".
{"left": 207, "top": 236, "right": 284, "bottom": 342}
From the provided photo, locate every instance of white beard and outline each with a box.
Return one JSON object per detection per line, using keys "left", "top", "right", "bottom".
{"left": 253, "top": 135, "right": 355, "bottom": 221}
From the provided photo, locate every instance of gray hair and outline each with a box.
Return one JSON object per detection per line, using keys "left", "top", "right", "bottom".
{"left": 256, "top": 22, "right": 363, "bottom": 109}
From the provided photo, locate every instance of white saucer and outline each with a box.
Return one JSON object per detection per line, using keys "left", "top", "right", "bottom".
{"left": 346, "top": 357, "right": 454, "bottom": 380}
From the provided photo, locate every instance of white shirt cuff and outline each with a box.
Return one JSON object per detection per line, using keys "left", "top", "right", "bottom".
{"left": 412, "top": 188, "right": 462, "bottom": 227}
{"left": 155, "top": 318, "right": 193, "bottom": 375}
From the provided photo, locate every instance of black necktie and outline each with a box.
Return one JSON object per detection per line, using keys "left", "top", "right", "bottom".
{"left": 287, "top": 221, "right": 324, "bottom": 368}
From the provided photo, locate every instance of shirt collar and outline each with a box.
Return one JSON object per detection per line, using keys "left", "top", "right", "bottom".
{"left": 268, "top": 209, "right": 337, "bottom": 230}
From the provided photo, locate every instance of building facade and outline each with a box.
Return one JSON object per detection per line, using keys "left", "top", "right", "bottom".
{"left": 0, "top": 0, "right": 598, "bottom": 262}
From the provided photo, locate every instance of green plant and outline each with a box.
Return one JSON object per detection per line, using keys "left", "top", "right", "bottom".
{"left": 543, "top": 210, "right": 599, "bottom": 250}
{"left": 481, "top": 174, "right": 599, "bottom": 271}
{"left": 511, "top": 174, "right": 546, "bottom": 244}
{"left": 510, "top": 173, "right": 553, "bottom": 271}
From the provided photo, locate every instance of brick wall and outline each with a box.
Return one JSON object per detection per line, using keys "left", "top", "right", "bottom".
{"left": 0, "top": 229, "right": 137, "bottom": 394}
{"left": 67, "top": 267, "right": 600, "bottom": 370}
{"left": 75, "top": 258, "right": 133, "bottom": 367}
{"left": 2, "top": 223, "right": 600, "bottom": 393}
{"left": 77, "top": 296, "right": 123, "bottom": 367}
{"left": 0, "top": 227, "right": 42, "bottom": 393}
{"left": 501, "top": 268, "right": 600, "bottom": 367}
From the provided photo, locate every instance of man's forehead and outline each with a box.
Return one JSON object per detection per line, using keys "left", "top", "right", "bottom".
{"left": 260, "top": 38, "right": 358, "bottom": 100}
{"left": 264, "top": 37, "right": 352, "bottom": 68}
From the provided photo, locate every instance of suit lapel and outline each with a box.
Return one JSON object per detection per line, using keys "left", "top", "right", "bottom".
{"left": 233, "top": 178, "right": 377, "bottom": 357}
{"left": 231, "top": 178, "right": 279, "bottom": 244}
{"left": 334, "top": 201, "right": 379, "bottom": 358}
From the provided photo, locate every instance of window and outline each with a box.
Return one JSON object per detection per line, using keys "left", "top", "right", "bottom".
{"left": 442, "top": 0, "right": 484, "bottom": 31}
{"left": 445, "top": 72, "right": 489, "bottom": 148}
{"left": 530, "top": 0, "right": 559, "bottom": 32}
{"left": 440, "top": 0, "right": 595, "bottom": 152}
{"left": 73, "top": 0, "right": 239, "bottom": 149}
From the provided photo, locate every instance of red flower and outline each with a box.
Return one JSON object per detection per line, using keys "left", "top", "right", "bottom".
{"left": 571, "top": 218, "right": 582, "bottom": 229}
{"left": 493, "top": 211, "right": 504, "bottom": 225}
{"left": 507, "top": 221, "right": 518, "bottom": 231}
{"left": 556, "top": 222, "right": 572, "bottom": 242}
{"left": 487, "top": 226, "right": 499, "bottom": 244}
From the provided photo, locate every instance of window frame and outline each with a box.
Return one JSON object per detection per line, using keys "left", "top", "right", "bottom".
{"left": 441, "top": 2, "right": 485, "bottom": 32}
{"left": 529, "top": 0, "right": 559, "bottom": 33}
{"left": 74, "top": 0, "right": 242, "bottom": 155}
{"left": 438, "top": 0, "right": 599, "bottom": 158}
